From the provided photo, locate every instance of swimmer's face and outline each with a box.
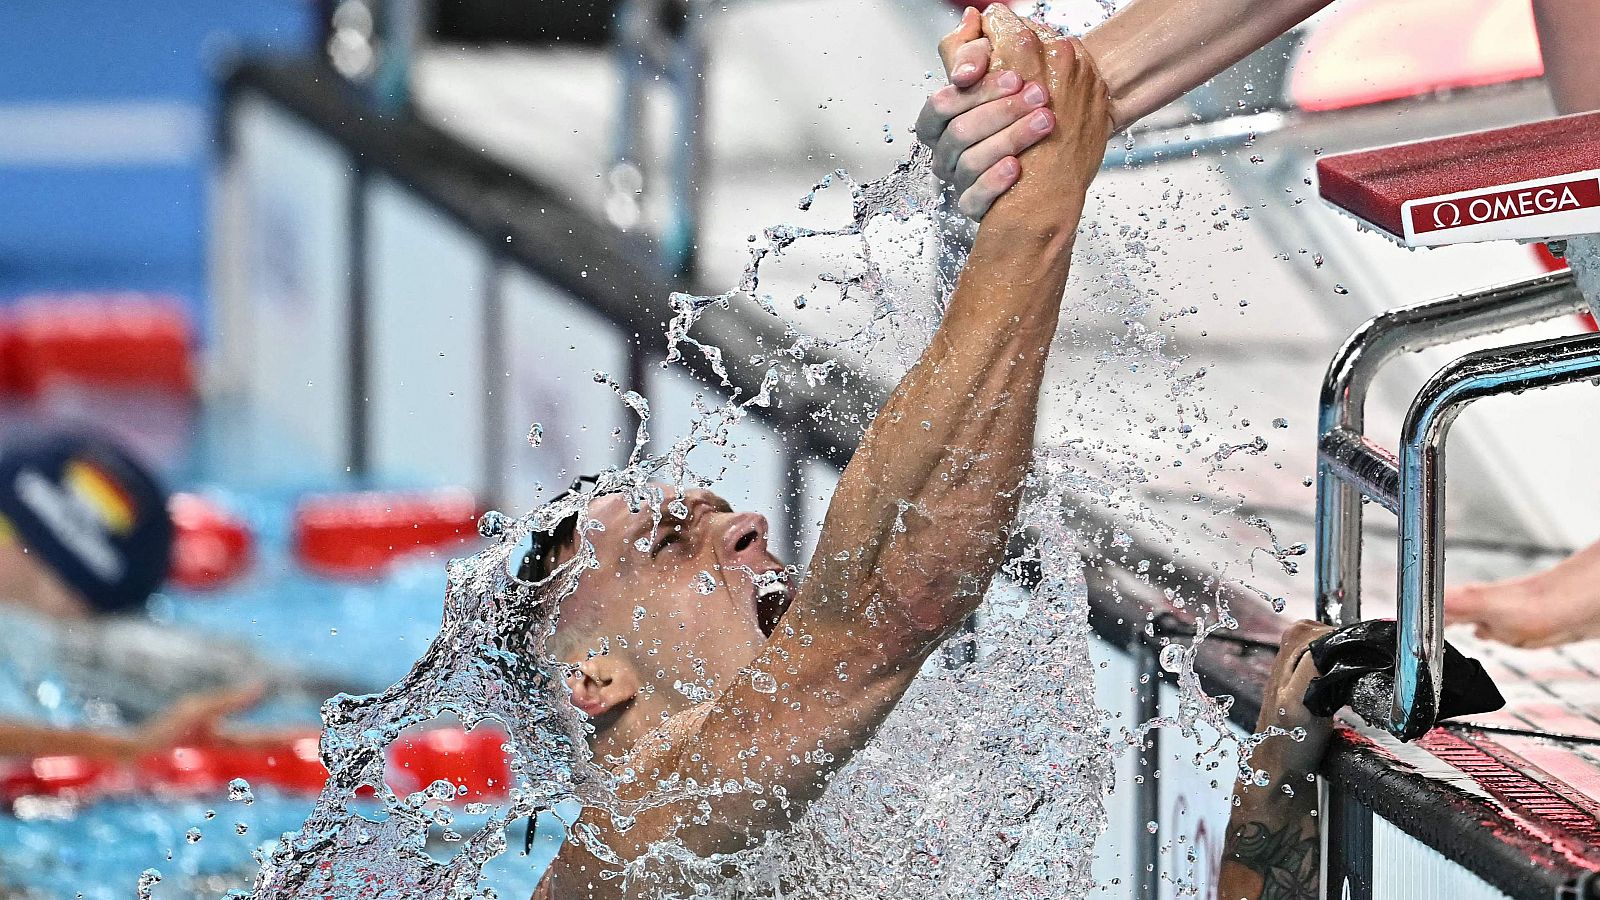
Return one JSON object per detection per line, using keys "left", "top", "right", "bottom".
{"left": 561, "top": 485, "right": 793, "bottom": 698}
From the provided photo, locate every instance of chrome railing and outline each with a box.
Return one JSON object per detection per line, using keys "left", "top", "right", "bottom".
{"left": 1313, "top": 267, "right": 1598, "bottom": 739}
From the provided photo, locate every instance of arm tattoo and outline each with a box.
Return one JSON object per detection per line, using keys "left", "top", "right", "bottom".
{"left": 1231, "top": 820, "right": 1318, "bottom": 900}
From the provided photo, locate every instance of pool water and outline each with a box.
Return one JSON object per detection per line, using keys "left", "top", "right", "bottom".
{"left": 0, "top": 420, "right": 569, "bottom": 897}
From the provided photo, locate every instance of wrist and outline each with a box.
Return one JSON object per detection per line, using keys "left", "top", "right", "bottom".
{"left": 970, "top": 201, "right": 1084, "bottom": 270}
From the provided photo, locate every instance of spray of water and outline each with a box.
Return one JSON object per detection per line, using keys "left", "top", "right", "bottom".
{"left": 224, "top": 66, "right": 1303, "bottom": 894}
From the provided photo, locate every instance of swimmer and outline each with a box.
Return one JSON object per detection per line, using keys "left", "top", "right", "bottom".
{"left": 0, "top": 428, "right": 275, "bottom": 761}
{"left": 525, "top": 7, "right": 1112, "bottom": 897}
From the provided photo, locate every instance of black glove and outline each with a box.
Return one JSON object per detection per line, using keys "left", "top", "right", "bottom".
{"left": 1301, "top": 619, "right": 1505, "bottom": 727}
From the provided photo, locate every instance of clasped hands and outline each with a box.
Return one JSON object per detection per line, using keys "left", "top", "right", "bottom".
{"left": 917, "top": 4, "right": 1111, "bottom": 221}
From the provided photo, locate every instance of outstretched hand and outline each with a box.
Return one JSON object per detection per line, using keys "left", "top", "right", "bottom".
{"left": 918, "top": 7, "right": 1055, "bottom": 219}
{"left": 975, "top": 4, "right": 1110, "bottom": 230}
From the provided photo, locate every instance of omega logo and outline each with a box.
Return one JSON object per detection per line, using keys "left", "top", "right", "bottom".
{"left": 1413, "top": 178, "right": 1598, "bottom": 235}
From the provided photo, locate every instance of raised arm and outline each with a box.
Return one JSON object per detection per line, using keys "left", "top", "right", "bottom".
{"left": 1084, "top": 0, "right": 1600, "bottom": 130}
{"left": 619, "top": 5, "right": 1113, "bottom": 858}
{"left": 1081, "top": 0, "right": 1334, "bottom": 130}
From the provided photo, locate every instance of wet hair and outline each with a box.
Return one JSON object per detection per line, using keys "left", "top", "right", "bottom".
{"left": 516, "top": 475, "right": 597, "bottom": 583}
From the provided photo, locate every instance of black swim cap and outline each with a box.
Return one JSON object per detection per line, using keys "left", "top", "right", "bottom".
{"left": 0, "top": 428, "right": 173, "bottom": 614}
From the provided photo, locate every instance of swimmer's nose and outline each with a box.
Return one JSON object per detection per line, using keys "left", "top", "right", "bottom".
{"left": 721, "top": 512, "right": 770, "bottom": 560}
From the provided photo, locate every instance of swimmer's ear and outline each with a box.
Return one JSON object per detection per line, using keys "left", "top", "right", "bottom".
{"left": 566, "top": 656, "right": 639, "bottom": 718}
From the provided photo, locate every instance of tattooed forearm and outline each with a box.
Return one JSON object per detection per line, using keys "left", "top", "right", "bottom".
{"left": 1227, "top": 819, "right": 1319, "bottom": 900}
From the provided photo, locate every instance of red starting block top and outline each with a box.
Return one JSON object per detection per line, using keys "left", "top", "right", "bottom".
{"left": 1317, "top": 111, "right": 1600, "bottom": 247}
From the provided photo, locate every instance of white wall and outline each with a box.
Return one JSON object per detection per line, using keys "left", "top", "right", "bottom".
{"left": 365, "top": 176, "right": 489, "bottom": 492}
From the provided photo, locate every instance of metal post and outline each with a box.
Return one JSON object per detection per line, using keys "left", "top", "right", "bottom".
{"left": 1391, "top": 331, "right": 1600, "bottom": 739}
{"left": 608, "top": 0, "right": 704, "bottom": 279}
{"left": 1313, "top": 270, "right": 1586, "bottom": 627}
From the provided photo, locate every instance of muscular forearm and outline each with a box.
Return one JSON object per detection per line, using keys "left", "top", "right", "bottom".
{"left": 1218, "top": 760, "right": 1321, "bottom": 900}
{"left": 813, "top": 224, "right": 1074, "bottom": 642}
{"left": 1218, "top": 628, "right": 1334, "bottom": 900}
{"left": 1082, "top": 0, "right": 1334, "bottom": 130}
{"left": 802, "top": 21, "right": 1107, "bottom": 660}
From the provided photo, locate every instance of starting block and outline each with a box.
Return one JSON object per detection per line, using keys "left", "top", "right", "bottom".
{"left": 1317, "top": 110, "right": 1600, "bottom": 247}
{"left": 1311, "top": 111, "right": 1600, "bottom": 741}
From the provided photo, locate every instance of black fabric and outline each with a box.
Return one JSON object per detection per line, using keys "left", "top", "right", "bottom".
{"left": 1302, "top": 619, "right": 1505, "bottom": 723}
{"left": 0, "top": 429, "right": 172, "bottom": 614}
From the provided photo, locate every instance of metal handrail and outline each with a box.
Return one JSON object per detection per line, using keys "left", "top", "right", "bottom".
{"left": 1314, "top": 269, "right": 1586, "bottom": 626}
{"left": 1390, "top": 330, "right": 1600, "bottom": 739}
{"left": 1312, "top": 267, "right": 1600, "bottom": 740}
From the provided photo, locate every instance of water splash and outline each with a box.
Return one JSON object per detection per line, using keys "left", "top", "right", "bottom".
{"left": 238, "top": 57, "right": 1301, "bottom": 893}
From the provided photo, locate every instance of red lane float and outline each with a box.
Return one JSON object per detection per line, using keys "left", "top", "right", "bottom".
{"left": 0, "top": 294, "right": 195, "bottom": 397}
{"left": 138, "top": 737, "right": 328, "bottom": 795}
{"left": 387, "top": 727, "right": 512, "bottom": 801}
{"left": 1528, "top": 243, "right": 1596, "bottom": 333}
{"left": 0, "top": 727, "right": 513, "bottom": 808}
{"left": 292, "top": 489, "right": 482, "bottom": 579}
{"left": 167, "top": 493, "right": 256, "bottom": 591}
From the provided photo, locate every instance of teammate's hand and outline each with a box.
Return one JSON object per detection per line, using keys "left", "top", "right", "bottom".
{"left": 974, "top": 4, "right": 1111, "bottom": 229}
{"left": 917, "top": 6, "right": 1057, "bottom": 220}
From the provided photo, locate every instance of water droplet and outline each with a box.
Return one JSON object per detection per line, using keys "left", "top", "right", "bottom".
{"left": 137, "top": 868, "right": 162, "bottom": 899}
{"left": 1271, "top": 417, "right": 1289, "bottom": 429}
{"left": 1333, "top": 283, "right": 1349, "bottom": 295}
{"left": 749, "top": 670, "right": 778, "bottom": 694}
{"left": 1312, "top": 253, "right": 1324, "bottom": 268}
{"left": 235, "top": 822, "right": 249, "bottom": 835}
{"left": 527, "top": 423, "right": 544, "bottom": 448}
{"left": 477, "top": 510, "right": 510, "bottom": 538}
{"left": 186, "top": 827, "right": 202, "bottom": 844}
{"left": 227, "top": 778, "right": 254, "bottom": 805}
{"left": 692, "top": 571, "right": 718, "bottom": 595}
{"left": 1159, "top": 644, "right": 1185, "bottom": 673}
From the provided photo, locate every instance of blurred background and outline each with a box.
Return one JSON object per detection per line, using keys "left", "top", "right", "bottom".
{"left": 1, "top": 0, "right": 1597, "bottom": 897}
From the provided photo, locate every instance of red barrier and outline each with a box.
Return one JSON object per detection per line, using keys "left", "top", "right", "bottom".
{"left": 137, "top": 737, "right": 328, "bottom": 795}
{"left": 0, "top": 728, "right": 512, "bottom": 807}
{"left": 0, "top": 755, "right": 122, "bottom": 804}
{"left": 0, "top": 316, "right": 16, "bottom": 395}
{"left": 292, "top": 489, "right": 481, "bottom": 579}
{"left": 1529, "top": 243, "right": 1595, "bottom": 332}
{"left": 168, "top": 494, "right": 255, "bottom": 591}
{"left": 1, "top": 294, "right": 195, "bottom": 397}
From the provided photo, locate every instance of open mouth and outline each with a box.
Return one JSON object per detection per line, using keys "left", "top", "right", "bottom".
{"left": 752, "top": 569, "right": 792, "bottom": 636}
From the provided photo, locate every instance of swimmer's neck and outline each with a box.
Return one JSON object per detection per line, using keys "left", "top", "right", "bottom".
{"left": 584, "top": 686, "right": 709, "bottom": 763}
